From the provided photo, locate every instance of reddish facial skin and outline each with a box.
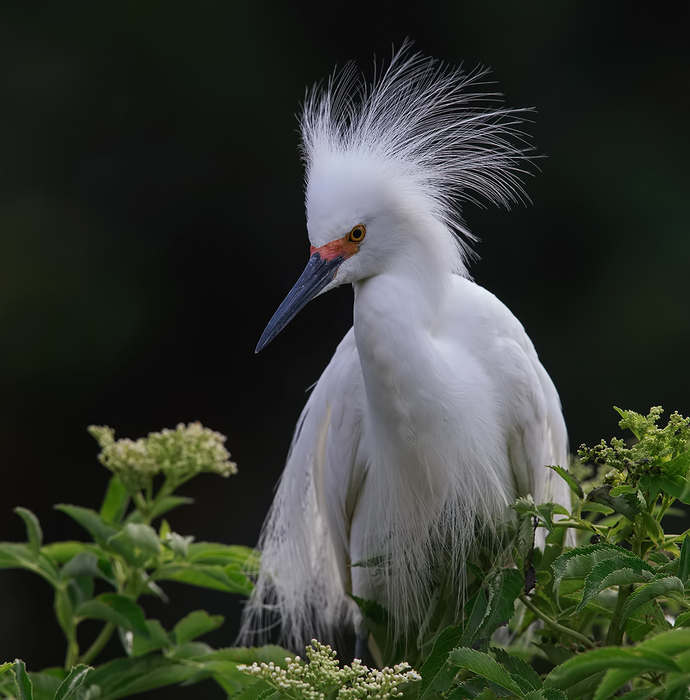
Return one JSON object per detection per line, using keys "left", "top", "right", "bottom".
{"left": 310, "top": 233, "right": 359, "bottom": 261}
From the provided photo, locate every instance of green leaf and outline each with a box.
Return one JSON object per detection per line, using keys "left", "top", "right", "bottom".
{"left": 149, "top": 495, "right": 194, "bottom": 520}
{"left": 41, "top": 541, "right": 94, "bottom": 563}
{"left": 587, "top": 485, "right": 644, "bottom": 521}
{"left": 640, "top": 511, "right": 664, "bottom": 545}
{"left": 60, "top": 552, "right": 115, "bottom": 585}
{"left": 110, "top": 523, "right": 161, "bottom": 559}
{"left": 154, "top": 563, "right": 253, "bottom": 595}
{"left": 639, "top": 474, "right": 686, "bottom": 502}
{"left": 54, "top": 664, "right": 92, "bottom": 700}
{"left": 663, "top": 449, "right": 690, "bottom": 477}
{"left": 131, "top": 620, "right": 172, "bottom": 657}
{"left": 173, "top": 610, "right": 224, "bottom": 645}
{"left": 547, "top": 465, "right": 583, "bottom": 499}
{"left": 418, "top": 625, "right": 466, "bottom": 700}
{"left": 677, "top": 536, "right": 690, "bottom": 585}
{"left": 620, "top": 575, "right": 685, "bottom": 628}
{"left": 163, "top": 532, "right": 194, "bottom": 559}
{"left": 552, "top": 543, "right": 653, "bottom": 590}
{"left": 187, "top": 542, "right": 260, "bottom": 569}
{"left": 100, "top": 477, "right": 129, "bottom": 524}
{"left": 492, "top": 647, "right": 542, "bottom": 693}
{"left": 14, "top": 508, "right": 43, "bottom": 560}
{"left": 81, "top": 655, "right": 200, "bottom": 700}
{"left": 475, "top": 568, "right": 524, "bottom": 646}
{"left": 55, "top": 506, "right": 119, "bottom": 547}
{"left": 544, "top": 647, "right": 680, "bottom": 691}
{"left": 255, "top": 689, "right": 278, "bottom": 700}
{"left": 447, "top": 648, "right": 523, "bottom": 696}
{"left": 576, "top": 559, "right": 652, "bottom": 612}
{"left": 76, "top": 594, "right": 149, "bottom": 639}
{"left": 12, "top": 660, "right": 33, "bottom": 700}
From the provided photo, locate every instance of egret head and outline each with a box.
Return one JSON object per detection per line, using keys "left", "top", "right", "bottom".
{"left": 256, "top": 43, "right": 532, "bottom": 353}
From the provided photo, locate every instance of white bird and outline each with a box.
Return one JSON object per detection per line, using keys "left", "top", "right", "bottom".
{"left": 242, "top": 46, "right": 570, "bottom": 654}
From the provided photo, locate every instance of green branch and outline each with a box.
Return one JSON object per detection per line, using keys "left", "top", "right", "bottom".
{"left": 519, "top": 594, "right": 597, "bottom": 650}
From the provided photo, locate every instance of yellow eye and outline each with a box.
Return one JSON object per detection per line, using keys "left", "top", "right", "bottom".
{"left": 348, "top": 224, "right": 366, "bottom": 243}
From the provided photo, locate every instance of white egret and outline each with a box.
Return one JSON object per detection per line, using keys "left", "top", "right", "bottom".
{"left": 242, "top": 46, "right": 570, "bottom": 653}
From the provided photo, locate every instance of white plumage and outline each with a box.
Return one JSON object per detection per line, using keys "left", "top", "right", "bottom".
{"left": 242, "top": 45, "right": 570, "bottom": 652}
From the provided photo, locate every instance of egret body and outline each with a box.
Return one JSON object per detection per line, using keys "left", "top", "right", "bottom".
{"left": 243, "top": 47, "right": 570, "bottom": 651}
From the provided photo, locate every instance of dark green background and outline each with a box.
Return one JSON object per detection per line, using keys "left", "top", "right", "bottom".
{"left": 1, "top": 1, "right": 688, "bottom": 695}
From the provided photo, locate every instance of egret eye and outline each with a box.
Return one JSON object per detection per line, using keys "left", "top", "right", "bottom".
{"left": 348, "top": 224, "right": 366, "bottom": 243}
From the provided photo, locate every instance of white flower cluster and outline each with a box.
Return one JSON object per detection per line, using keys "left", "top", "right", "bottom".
{"left": 146, "top": 421, "right": 237, "bottom": 480}
{"left": 88, "top": 422, "right": 237, "bottom": 492}
{"left": 238, "top": 640, "right": 420, "bottom": 700}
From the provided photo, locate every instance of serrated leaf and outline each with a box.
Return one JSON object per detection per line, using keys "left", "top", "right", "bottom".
{"left": 54, "top": 664, "right": 92, "bottom": 700}
{"left": 99, "top": 477, "right": 130, "bottom": 524}
{"left": 576, "top": 559, "right": 651, "bottom": 612}
{"left": 12, "top": 660, "right": 33, "bottom": 700}
{"left": 541, "top": 690, "right": 568, "bottom": 700}
{"left": 255, "top": 689, "right": 277, "bottom": 700}
{"left": 512, "top": 495, "right": 537, "bottom": 515}
{"left": 544, "top": 647, "right": 680, "bottom": 691}
{"left": 76, "top": 594, "right": 149, "bottom": 639}
{"left": 588, "top": 485, "right": 646, "bottom": 520}
{"left": 663, "top": 450, "right": 690, "bottom": 477}
{"left": 14, "top": 508, "right": 42, "bottom": 560}
{"left": 552, "top": 543, "right": 653, "bottom": 590}
{"left": 447, "top": 648, "right": 523, "bottom": 695}
{"left": 547, "top": 465, "right": 583, "bottom": 499}
{"left": 173, "top": 610, "right": 224, "bottom": 645}
{"left": 619, "top": 575, "right": 685, "bottom": 628}
{"left": 418, "top": 624, "right": 466, "bottom": 700}
{"left": 493, "top": 647, "right": 542, "bottom": 692}
{"left": 475, "top": 569, "right": 524, "bottom": 646}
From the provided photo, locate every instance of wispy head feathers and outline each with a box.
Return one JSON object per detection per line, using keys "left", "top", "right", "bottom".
{"left": 299, "top": 42, "right": 534, "bottom": 248}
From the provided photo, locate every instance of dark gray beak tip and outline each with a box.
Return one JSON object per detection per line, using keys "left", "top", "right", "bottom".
{"left": 255, "top": 252, "right": 344, "bottom": 352}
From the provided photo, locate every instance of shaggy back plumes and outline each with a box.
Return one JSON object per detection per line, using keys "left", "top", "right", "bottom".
{"left": 300, "top": 42, "right": 533, "bottom": 260}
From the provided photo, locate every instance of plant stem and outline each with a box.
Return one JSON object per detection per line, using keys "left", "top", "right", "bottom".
{"left": 80, "top": 622, "right": 116, "bottom": 666}
{"left": 64, "top": 634, "right": 79, "bottom": 670}
{"left": 519, "top": 594, "right": 596, "bottom": 649}
{"left": 605, "top": 583, "right": 632, "bottom": 646}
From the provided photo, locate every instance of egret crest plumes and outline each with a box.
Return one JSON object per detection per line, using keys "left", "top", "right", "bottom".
{"left": 243, "top": 45, "right": 569, "bottom": 655}
{"left": 301, "top": 45, "right": 532, "bottom": 266}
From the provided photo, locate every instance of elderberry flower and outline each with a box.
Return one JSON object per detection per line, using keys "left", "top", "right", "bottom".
{"left": 238, "top": 640, "right": 420, "bottom": 700}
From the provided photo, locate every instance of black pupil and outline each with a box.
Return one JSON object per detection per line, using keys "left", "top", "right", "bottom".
{"left": 353, "top": 228, "right": 362, "bottom": 239}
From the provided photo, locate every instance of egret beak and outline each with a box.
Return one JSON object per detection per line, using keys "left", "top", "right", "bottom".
{"left": 255, "top": 250, "right": 345, "bottom": 353}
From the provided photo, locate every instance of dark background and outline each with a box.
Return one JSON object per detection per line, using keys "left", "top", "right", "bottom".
{"left": 1, "top": 1, "right": 688, "bottom": 696}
